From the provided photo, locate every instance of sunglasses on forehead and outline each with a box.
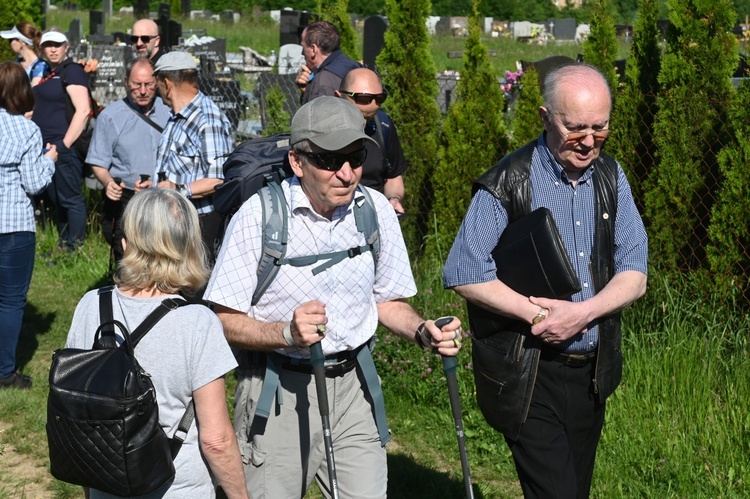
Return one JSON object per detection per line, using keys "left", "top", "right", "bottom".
{"left": 340, "top": 91, "right": 388, "bottom": 106}
{"left": 130, "top": 35, "right": 156, "bottom": 44}
{"left": 296, "top": 148, "right": 368, "bottom": 172}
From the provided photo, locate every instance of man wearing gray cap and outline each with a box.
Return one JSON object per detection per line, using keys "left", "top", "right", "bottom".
{"left": 204, "top": 96, "right": 463, "bottom": 498}
{"left": 141, "top": 51, "right": 231, "bottom": 263}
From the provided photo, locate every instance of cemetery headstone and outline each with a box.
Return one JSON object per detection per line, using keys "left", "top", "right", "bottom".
{"left": 69, "top": 18, "right": 83, "bottom": 47}
{"left": 551, "top": 17, "right": 576, "bottom": 40}
{"left": 89, "top": 44, "right": 132, "bottom": 105}
{"left": 220, "top": 10, "right": 234, "bottom": 24}
{"left": 520, "top": 55, "right": 575, "bottom": 92}
{"left": 436, "top": 73, "right": 458, "bottom": 113}
{"left": 363, "top": 16, "right": 387, "bottom": 71}
{"left": 134, "top": 0, "right": 149, "bottom": 18}
{"left": 199, "top": 75, "right": 242, "bottom": 128}
{"left": 181, "top": 0, "right": 191, "bottom": 18}
{"left": 90, "top": 10, "right": 105, "bottom": 36}
{"left": 102, "top": 0, "right": 112, "bottom": 17}
{"left": 278, "top": 43, "right": 304, "bottom": 75}
{"left": 184, "top": 37, "right": 226, "bottom": 64}
{"left": 435, "top": 17, "right": 450, "bottom": 36}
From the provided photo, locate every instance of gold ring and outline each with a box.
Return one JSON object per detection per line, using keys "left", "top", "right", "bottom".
{"left": 317, "top": 325, "right": 326, "bottom": 335}
{"left": 453, "top": 338, "right": 462, "bottom": 348}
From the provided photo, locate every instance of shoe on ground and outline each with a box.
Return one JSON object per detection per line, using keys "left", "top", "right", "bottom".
{"left": 0, "top": 372, "right": 32, "bottom": 390}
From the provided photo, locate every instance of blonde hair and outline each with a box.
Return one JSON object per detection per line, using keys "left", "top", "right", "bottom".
{"left": 115, "top": 189, "right": 209, "bottom": 294}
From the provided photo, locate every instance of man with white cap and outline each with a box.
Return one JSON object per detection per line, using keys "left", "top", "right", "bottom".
{"left": 204, "top": 96, "right": 463, "bottom": 498}
{"left": 140, "top": 50, "right": 231, "bottom": 264}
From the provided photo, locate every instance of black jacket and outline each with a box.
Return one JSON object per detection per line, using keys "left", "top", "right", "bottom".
{"left": 469, "top": 139, "right": 622, "bottom": 440}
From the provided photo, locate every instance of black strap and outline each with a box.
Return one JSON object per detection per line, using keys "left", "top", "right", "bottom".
{"left": 97, "top": 287, "right": 193, "bottom": 457}
{"left": 125, "top": 99, "right": 164, "bottom": 133}
{"left": 97, "top": 286, "right": 117, "bottom": 348}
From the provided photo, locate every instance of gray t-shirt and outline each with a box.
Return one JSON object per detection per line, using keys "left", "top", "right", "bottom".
{"left": 65, "top": 287, "right": 238, "bottom": 498}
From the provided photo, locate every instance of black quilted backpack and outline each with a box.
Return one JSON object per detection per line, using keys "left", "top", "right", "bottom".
{"left": 46, "top": 287, "right": 193, "bottom": 496}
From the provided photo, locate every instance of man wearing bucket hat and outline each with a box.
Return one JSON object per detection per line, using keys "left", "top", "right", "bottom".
{"left": 205, "top": 96, "right": 463, "bottom": 498}
{"left": 140, "top": 51, "right": 231, "bottom": 264}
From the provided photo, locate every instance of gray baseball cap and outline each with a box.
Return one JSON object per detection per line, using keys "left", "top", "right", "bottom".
{"left": 152, "top": 51, "right": 197, "bottom": 74}
{"left": 291, "top": 96, "right": 378, "bottom": 151}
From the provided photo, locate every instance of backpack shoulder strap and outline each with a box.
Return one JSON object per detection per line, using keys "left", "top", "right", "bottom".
{"left": 373, "top": 110, "right": 390, "bottom": 151}
{"left": 128, "top": 297, "right": 189, "bottom": 348}
{"left": 97, "top": 286, "right": 117, "bottom": 348}
{"left": 353, "top": 186, "right": 380, "bottom": 274}
{"left": 252, "top": 182, "right": 288, "bottom": 306}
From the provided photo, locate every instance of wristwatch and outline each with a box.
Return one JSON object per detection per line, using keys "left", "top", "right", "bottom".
{"left": 532, "top": 308, "right": 548, "bottom": 325}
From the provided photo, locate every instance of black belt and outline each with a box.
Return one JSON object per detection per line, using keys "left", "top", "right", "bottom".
{"left": 282, "top": 357, "right": 358, "bottom": 378}
{"left": 280, "top": 343, "right": 365, "bottom": 378}
{"left": 541, "top": 347, "right": 596, "bottom": 367}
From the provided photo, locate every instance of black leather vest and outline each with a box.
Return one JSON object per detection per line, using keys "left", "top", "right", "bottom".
{"left": 468, "top": 139, "right": 623, "bottom": 439}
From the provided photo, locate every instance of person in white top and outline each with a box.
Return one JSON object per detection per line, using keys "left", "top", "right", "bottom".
{"left": 205, "top": 96, "right": 463, "bottom": 498}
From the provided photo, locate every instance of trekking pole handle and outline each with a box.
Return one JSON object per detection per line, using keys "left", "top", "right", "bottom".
{"left": 434, "top": 316, "right": 458, "bottom": 372}
{"left": 310, "top": 341, "right": 329, "bottom": 417}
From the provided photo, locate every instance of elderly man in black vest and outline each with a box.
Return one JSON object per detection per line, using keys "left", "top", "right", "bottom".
{"left": 443, "top": 63, "right": 648, "bottom": 498}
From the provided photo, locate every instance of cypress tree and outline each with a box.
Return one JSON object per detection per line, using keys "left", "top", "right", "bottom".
{"left": 376, "top": 0, "right": 441, "bottom": 255}
{"left": 509, "top": 64, "right": 544, "bottom": 150}
{"left": 606, "top": 0, "right": 661, "bottom": 202}
{"left": 706, "top": 79, "right": 750, "bottom": 298}
{"left": 644, "top": 0, "right": 737, "bottom": 270}
{"left": 583, "top": 0, "right": 619, "bottom": 96}
{"left": 428, "top": 3, "right": 507, "bottom": 263}
{"left": 317, "top": 0, "right": 360, "bottom": 60}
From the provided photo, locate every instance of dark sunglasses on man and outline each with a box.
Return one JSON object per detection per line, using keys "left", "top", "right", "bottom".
{"left": 130, "top": 35, "right": 156, "bottom": 44}
{"left": 296, "top": 148, "right": 368, "bottom": 172}
{"left": 341, "top": 91, "right": 388, "bottom": 106}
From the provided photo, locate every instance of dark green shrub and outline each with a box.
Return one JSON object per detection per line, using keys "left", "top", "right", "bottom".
{"left": 644, "top": 0, "right": 738, "bottom": 270}
{"left": 317, "top": 0, "right": 360, "bottom": 61}
{"left": 606, "top": 0, "right": 661, "bottom": 202}
{"left": 583, "top": 0, "right": 619, "bottom": 96}
{"left": 509, "top": 64, "right": 543, "bottom": 150}
{"left": 376, "top": 0, "right": 441, "bottom": 257}
{"left": 428, "top": 4, "right": 507, "bottom": 265}
{"left": 263, "top": 84, "right": 291, "bottom": 134}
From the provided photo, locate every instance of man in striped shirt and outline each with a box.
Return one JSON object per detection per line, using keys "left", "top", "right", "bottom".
{"left": 443, "top": 63, "right": 648, "bottom": 498}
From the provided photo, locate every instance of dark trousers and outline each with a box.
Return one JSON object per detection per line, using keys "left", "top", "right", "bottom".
{"left": 45, "top": 141, "right": 87, "bottom": 250}
{"left": 505, "top": 354, "right": 606, "bottom": 499}
{"left": 0, "top": 232, "right": 35, "bottom": 378}
{"left": 101, "top": 189, "right": 135, "bottom": 268}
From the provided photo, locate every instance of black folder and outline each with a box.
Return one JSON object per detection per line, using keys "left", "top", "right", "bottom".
{"left": 493, "top": 207, "right": 581, "bottom": 299}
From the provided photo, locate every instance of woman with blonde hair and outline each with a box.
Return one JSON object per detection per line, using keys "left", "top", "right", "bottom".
{"left": 1, "top": 22, "right": 49, "bottom": 85}
{"left": 64, "top": 188, "right": 248, "bottom": 498}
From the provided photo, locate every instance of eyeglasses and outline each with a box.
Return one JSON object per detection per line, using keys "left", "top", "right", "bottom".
{"left": 130, "top": 35, "right": 157, "bottom": 44}
{"left": 42, "top": 42, "right": 64, "bottom": 48}
{"left": 550, "top": 113, "right": 611, "bottom": 143}
{"left": 128, "top": 81, "right": 156, "bottom": 90}
{"left": 340, "top": 91, "right": 388, "bottom": 106}
{"left": 296, "top": 148, "right": 368, "bottom": 171}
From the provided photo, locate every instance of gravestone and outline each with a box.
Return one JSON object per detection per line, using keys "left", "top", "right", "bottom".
{"left": 199, "top": 76, "right": 242, "bottom": 128}
{"left": 551, "top": 17, "right": 576, "bottom": 40}
{"left": 102, "top": 0, "right": 112, "bottom": 17}
{"left": 257, "top": 73, "right": 300, "bottom": 129}
{"left": 134, "top": 0, "right": 149, "bottom": 18}
{"left": 280, "top": 10, "right": 315, "bottom": 46}
{"left": 434, "top": 17, "right": 450, "bottom": 36}
{"left": 436, "top": 73, "right": 458, "bottom": 113}
{"left": 363, "top": 16, "right": 387, "bottom": 70}
{"left": 90, "top": 10, "right": 105, "bottom": 36}
{"left": 181, "top": 0, "right": 191, "bottom": 18}
{"left": 69, "top": 18, "right": 83, "bottom": 47}
{"left": 220, "top": 10, "right": 234, "bottom": 24}
{"left": 520, "top": 55, "right": 575, "bottom": 92}
{"left": 184, "top": 37, "right": 226, "bottom": 64}
{"left": 89, "top": 44, "right": 132, "bottom": 105}
{"left": 512, "top": 21, "right": 532, "bottom": 39}
{"left": 277, "top": 43, "right": 304, "bottom": 75}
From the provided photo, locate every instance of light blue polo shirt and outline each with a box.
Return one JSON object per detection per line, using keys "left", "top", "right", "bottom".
{"left": 85, "top": 96, "right": 171, "bottom": 190}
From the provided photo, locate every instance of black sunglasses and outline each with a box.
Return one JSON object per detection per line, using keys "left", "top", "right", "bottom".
{"left": 340, "top": 91, "right": 388, "bottom": 106}
{"left": 297, "top": 148, "right": 368, "bottom": 171}
{"left": 130, "top": 35, "right": 156, "bottom": 44}
{"left": 41, "top": 41, "right": 64, "bottom": 48}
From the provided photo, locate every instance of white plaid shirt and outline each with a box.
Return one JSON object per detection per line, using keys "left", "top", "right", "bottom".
{"left": 0, "top": 109, "right": 55, "bottom": 233}
{"left": 205, "top": 177, "right": 417, "bottom": 358}
{"left": 155, "top": 92, "right": 232, "bottom": 214}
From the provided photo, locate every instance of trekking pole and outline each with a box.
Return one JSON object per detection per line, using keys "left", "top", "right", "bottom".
{"left": 310, "top": 338, "right": 340, "bottom": 499}
{"left": 435, "top": 316, "right": 475, "bottom": 499}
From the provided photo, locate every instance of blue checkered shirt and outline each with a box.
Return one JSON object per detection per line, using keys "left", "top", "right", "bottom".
{"left": 155, "top": 91, "right": 232, "bottom": 214}
{"left": 0, "top": 109, "right": 55, "bottom": 233}
{"left": 443, "top": 134, "right": 648, "bottom": 353}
